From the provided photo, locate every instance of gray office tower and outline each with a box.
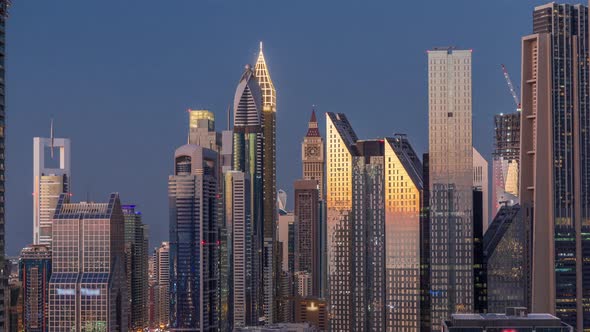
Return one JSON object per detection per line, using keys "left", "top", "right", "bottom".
{"left": 169, "top": 144, "right": 219, "bottom": 331}
{"left": 0, "top": 2, "right": 7, "bottom": 328}
{"left": 521, "top": 3, "right": 590, "bottom": 330}
{"left": 428, "top": 48, "right": 474, "bottom": 328}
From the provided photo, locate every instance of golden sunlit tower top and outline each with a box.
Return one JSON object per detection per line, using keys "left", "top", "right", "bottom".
{"left": 255, "top": 41, "right": 276, "bottom": 109}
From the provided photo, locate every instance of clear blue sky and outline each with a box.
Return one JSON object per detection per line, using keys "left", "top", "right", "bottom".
{"left": 5, "top": 0, "right": 568, "bottom": 255}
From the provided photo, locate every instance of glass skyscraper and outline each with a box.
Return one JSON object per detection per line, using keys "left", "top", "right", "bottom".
{"left": 19, "top": 244, "right": 51, "bottom": 332}
{"left": 428, "top": 48, "right": 474, "bottom": 328}
{"left": 492, "top": 113, "right": 520, "bottom": 214}
{"left": 169, "top": 145, "right": 219, "bottom": 331}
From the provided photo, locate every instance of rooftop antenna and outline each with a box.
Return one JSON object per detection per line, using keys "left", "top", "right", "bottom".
{"left": 227, "top": 104, "right": 231, "bottom": 130}
{"left": 50, "top": 118, "right": 55, "bottom": 159}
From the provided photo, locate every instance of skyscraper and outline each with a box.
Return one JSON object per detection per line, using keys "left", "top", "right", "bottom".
{"left": 169, "top": 144, "right": 219, "bottom": 331}
{"left": 473, "top": 148, "right": 489, "bottom": 230}
{"left": 302, "top": 110, "right": 325, "bottom": 199}
{"left": 384, "top": 135, "right": 424, "bottom": 331}
{"left": 428, "top": 48, "right": 474, "bottom": 327}
{"left": 48, "top": 193, "right": 127, "bottom": 331}
{"left": 233, "top": 62, "right": 264, "bottom": 324}
{"left": 255, "top": 42, "right": 278, "bottom": 323}
{"left": 0, "top": 2, "right": 8, "bottom": 327}
{"left": 225, "top": 171, "right": 252, "bottom": 328}
{"left": 189, "top": 109, "right": 222, "bottom": 152}
{"left": 122, "top": 204, "right": 149, "bottom": 330}
{"left": 19, "top": 244, "right": 51, "bottom": 332}
{"left": 483, "top": 204, "right": 526, "bottom": 313}
{"left": 293, "top": 179, "right": 320, "bottom": 297}
{"left": 492, "top": 113, "right": 520, "bottom": 214}
{"left": 521, "top": 3, "right": 590, "bottom": 329}
{"left": 326, "top": 112, "right": 358, "bottom": 331}
{"left": 154, "top": 242, "right": 170, "bottom": 330}
{"left": 33, "top": 135, "right": 71, "bottom": 246}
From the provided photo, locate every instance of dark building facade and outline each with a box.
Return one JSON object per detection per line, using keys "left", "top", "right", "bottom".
{"left": 484, "top": 205, "right": 527, "bottom": 313}
{"left": 293, "top": 180, "right": 320, "bottom": 297}
{"left": 443, "top": 309, "right": 572, "bottom": 332}
{"left": 19, "top": 245, "right": 51, "bottom": 332}
{"left": 492, "top": 113, "right": 521, "bottom": 214}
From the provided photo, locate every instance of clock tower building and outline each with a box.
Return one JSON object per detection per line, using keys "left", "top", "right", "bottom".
{"left": 302, "top": 110, "right": 325, "bottom": 198}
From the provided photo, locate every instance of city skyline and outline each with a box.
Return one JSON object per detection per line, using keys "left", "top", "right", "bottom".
{"left": 6, "top": 1, "right": 551, "bottom": 256}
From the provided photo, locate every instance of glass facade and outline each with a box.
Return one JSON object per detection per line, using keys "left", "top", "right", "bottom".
{"left": 48, "top": 193, "right": 127, "bottom": 331}
{"left": 492, "top": 113, "right": 520, "bottom": 214}
{"left": 19, "top": 245, "right": 51, "bottom": 332}
{"left": 428, "top": 48, "right": 474, "bottom": 328}
{"left": 169, "top": 145, "right": 219, "bottom": 331}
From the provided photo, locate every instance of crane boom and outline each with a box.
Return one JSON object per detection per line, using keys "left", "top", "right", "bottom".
{"left": 501, "top": 64, "right": 521, "bottom": 111}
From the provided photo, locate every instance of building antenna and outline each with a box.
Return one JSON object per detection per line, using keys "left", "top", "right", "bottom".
{"left": 50, "top": 118, "right": 55, "bottom": 159}
{"left": 227, "top": 104, "right": 231, "bottom": 130}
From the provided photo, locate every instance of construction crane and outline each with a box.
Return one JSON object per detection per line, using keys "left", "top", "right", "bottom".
{"left": 501, "top": 64, "right": 521, "bottom": 112}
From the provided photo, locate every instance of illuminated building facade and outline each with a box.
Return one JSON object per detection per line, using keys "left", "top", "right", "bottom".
{"left": 255, "top": 42, "right": 278, "bottom": 323}
{"left": 33, "top": 136, "right": 71, "bottom": 246}
{"left": 428, "top": 48, "right": 474, "bottom": 327}
{"left": 154, "top": 242, "right": 170, "bottom": 329}
{"left": 19, "top": 244, "right": 51, "bottom": 332}
{"left": 122, "top": 204, "right": 149, "bottom": 330}
{"left": 294, "top": 298, "right": 328, "bottom": 331}
{"left": 326, "top": 112, "right": 358, "bottom": 331}
{"left": 384, "top": 136, "right": 424, "bottom": 331}
{"left": 492, "top": 113, "right": 520, "bottom": 214}
{"left": 48, "top": 193, "right": 127, "bottom": 331}
{"left": 169, "top": 144, "right": 219, "bottom": 331}
{"left": 521, "top": 4, "right": 590, "bottom": 329}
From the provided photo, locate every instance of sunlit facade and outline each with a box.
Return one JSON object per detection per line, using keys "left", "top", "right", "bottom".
{"left": 255, "top": 42, "right": 278, "bottom": 323}
{"left": 169, "top": 145, "right": 219, "bottom": 331}
{"left": 33, "top": 137, "right": 71, "bottom": 246}
{"left": 428, "top": 48, "right": 474, "bottom": 328}
{"left": 188, "top": 109, "right": 221, "bottom": 152}
{"left": 384, "top": 136, "right": 423, "bottom": 331}
{"left": 302, "top": 110, "right": 325, "bottom": 199}
{"left": 48, "top": 193, "right": 127, "bottom": 331}
{"left": 326, "top": 112, "right": 358, "bottom": 331}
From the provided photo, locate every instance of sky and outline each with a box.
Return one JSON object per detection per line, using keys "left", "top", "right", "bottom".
{"left": 4, "top": 0, "right": 572, "bottom": 256}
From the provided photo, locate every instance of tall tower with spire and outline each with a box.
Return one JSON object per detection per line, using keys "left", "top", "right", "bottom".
{"left": 254, "top": 41, "right": 278, "bottom": 324}
{"left": 302, "top": 110, "right": 324, "bottom": 198}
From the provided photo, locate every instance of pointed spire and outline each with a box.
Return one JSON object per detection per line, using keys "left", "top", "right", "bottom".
{"left": 255, "top": 41, "right": 276, "bottom": 109}
{"left": 306, "top": 108, "right": 320, "bottom": 137}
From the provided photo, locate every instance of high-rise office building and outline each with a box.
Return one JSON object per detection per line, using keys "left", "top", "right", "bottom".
{"left": 33, "top": 135, "right": 71, "bottom": 246}
{"left": 302, "top": 110, "right": 324, "bottom": 199}
{"left": 154, "top": 242, "right": 170, "bottom": 330}
{"left": 255, "top": 42, "right": 278, "bottom": 323}
{"left": 492, "top": 113, "right": 520, "bottom": 214}
{"left": 293, "top": 179, "right": 320, "bottom": 297}
{"left": 225, "top": 171, "right": 253, "bottom": 328}
{"left": 428, "top": 48, "right": 474, "bottom": 327}
{"left": 473, "top": 148, "right": 489, "bottom": 231}
{"left": 442, "top": 308, "right": 572, "bottom": 332}
{"left": 233, "top": 62, "right": 264, "bottom": 324}
{"left": 169, "top": 144, "right": 219, "bottom": 331}
{"left": 483, "top": 204, "right": 526, "bottom": 313}
{"left": 19, "top": 244, "right": 51, "bottom": 332}
{"left": 0, "top": 3, "right": 7, "bottom": 327}
{"left": 122, "top": 204, "right": 149, "bottom": 330}
{"left": 293, "top": 298, "right": 328, "bottom": 331}
{"left": 48, "top": 193, "right": 127, "bottom": 331}
{"left": 472, "top": 189, "right": 486, "bottom": 313}
{"left": 326, "top": 112, "right": 358, "bottom": 331}
{"left": 521, "top": 4, "right": 590, "bottom": 329}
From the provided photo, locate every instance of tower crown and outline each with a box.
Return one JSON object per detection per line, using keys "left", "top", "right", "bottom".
{"left": 255, "top": 42, "right": 276, "bottom": 109}
{"left": 306, "top": 110, "right": 320, "bottom": 137}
